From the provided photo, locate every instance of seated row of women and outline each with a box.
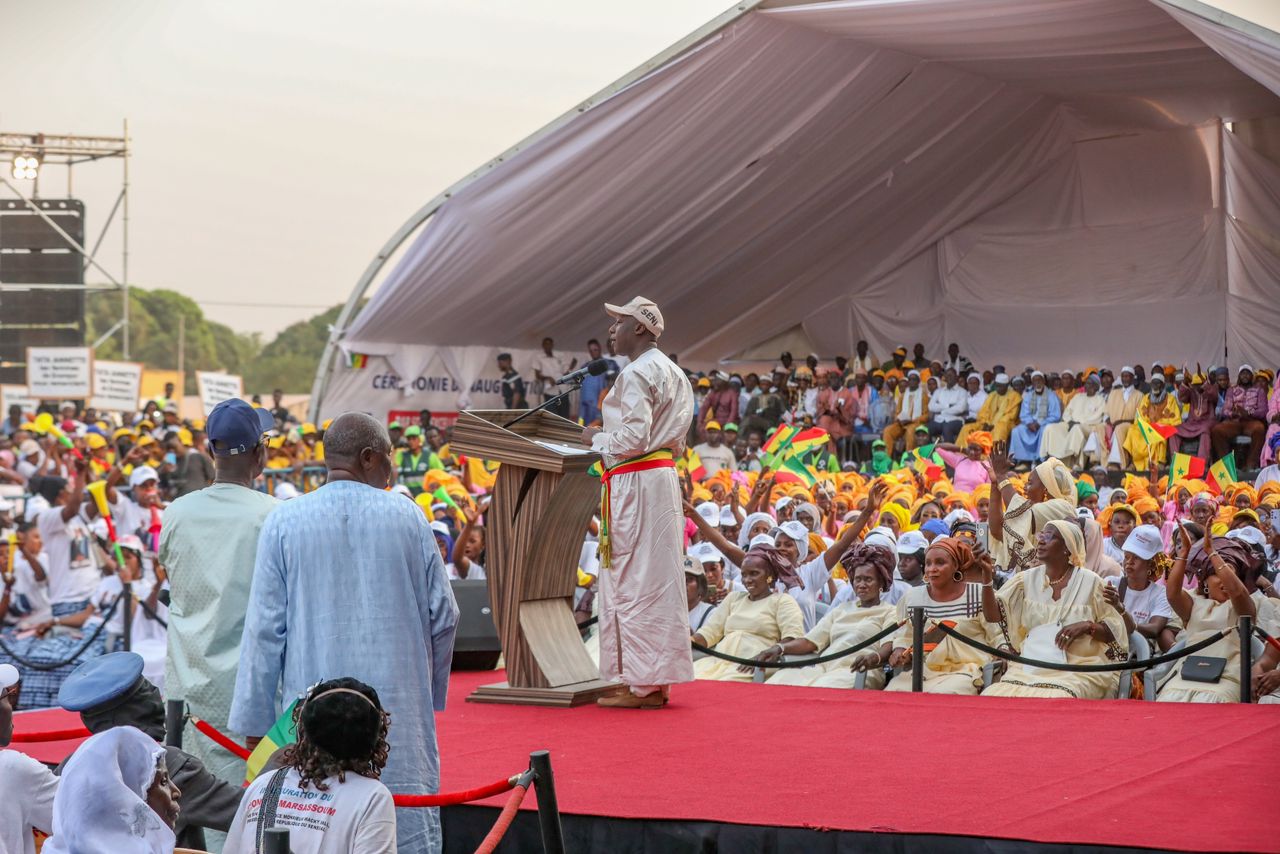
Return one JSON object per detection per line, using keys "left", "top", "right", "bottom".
{"left": 684, "top": 506, "right": 1279, "bottom": 703}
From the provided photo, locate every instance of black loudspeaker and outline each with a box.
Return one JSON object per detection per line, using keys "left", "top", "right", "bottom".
{"left": 450, "top": 579, "right": 501, "bottom": 670}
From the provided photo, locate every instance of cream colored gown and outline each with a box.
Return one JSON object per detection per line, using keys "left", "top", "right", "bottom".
{"left": 982, "top": 566, "right": 1127, "bottom": 700}
{"left": 694, "top": 591, "right": 806, "bottom": 682}
{"left": 767, "top": 602, "right": 896, "bottom": 689}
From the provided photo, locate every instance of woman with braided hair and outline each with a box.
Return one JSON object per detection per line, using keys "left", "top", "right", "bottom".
{"left": 1157, "top": 530, "right": 1257, "bottom": 703}
{"left": 226, "top": 677, "right": 396, "bottom": 852}
{"left": 759, "top": 543, "right": 898, "bottom": 689}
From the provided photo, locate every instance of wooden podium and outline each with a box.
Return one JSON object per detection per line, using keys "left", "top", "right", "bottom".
{"left": 449, "top": 409, "right": 621, "bottom": 706}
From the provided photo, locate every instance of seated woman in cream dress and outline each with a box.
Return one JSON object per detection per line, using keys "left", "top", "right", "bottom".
{"left": 981, "top": 520, "right": 1128, "bottom": 700}
{"left": 883, "top": 537, "right": 994, "bottom": 694}
{"left": 759, "top": 543, "right": 898, "bottom": 689}
{"left": 1157, "top": 531, "right": 1257, "bottom": 703}
{"left": 691, "top": 545, "right": 805, "bottom": 682}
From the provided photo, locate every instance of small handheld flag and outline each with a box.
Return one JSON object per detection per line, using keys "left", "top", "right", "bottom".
{"left": 1208, "top": 454, "right": 1237, "bottom": 494}
{"left": 244, "top": 699, "right": 299, "bottom": 782}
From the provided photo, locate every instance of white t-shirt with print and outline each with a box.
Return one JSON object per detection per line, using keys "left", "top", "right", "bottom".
{"left": 226, "top": 767, "right": 396, "bottom": 854}
{"left": 35, "top": 507, "right": 100, "bottom": 605}
{"left": 1106, "top": 577, "right": 1174, "bottom": 625}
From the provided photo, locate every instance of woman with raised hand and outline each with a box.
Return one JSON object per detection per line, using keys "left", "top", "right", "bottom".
{"left": 981, "top": 521, "right": 1128, "bottom": 699}
{"left": 1157, "top": 529, "right": 1257, "bottom": 703}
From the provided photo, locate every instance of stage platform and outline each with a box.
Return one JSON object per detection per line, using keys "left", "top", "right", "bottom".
{"left": 13, "top": 669, "right": 1275, "bottom": 853}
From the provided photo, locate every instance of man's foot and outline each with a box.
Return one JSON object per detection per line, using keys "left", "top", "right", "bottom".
{"left": 596, "top": 691, "right": 664, "bottom": 709}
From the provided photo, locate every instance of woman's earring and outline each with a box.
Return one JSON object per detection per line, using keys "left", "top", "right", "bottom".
{"left": 953, "top": 570, "right": 964, "bottom": 583}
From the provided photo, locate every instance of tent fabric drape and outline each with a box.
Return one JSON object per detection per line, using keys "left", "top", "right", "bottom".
{"left": 332, "top": 0, "right": 1280, "bottom": 412}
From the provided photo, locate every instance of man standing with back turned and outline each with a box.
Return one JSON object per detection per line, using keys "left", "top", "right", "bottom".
{"left": 582, "top": 297, "right": 695, "bottom": 709}
{"left": 230, "top": 412, "right": 459, "bottom": 853}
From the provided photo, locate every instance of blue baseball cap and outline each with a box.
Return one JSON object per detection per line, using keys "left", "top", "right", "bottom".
{"left": 207, "top": 398, "right": 274, "bottom": 456}
{"left": 58, "top": 651, "right": 145, "bottom": 711}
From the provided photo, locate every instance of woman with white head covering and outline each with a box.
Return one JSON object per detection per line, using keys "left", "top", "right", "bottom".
{"left": 980, "top": 520, "right": 1128, "bottom": 700}
{"left": 45, "top": 725, "right": 180, "bottom": 854}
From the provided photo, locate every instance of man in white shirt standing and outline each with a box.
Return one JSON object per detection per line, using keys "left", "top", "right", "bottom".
{"left": 925, "top": 369, "right": 969, "bottom": 444}
{"left": 582, "top": 296, "right": 695, "bottom": 709}
{"left": 532, "top": 337, "right": 576, "bottom": 420}
{"left": 0, "top": 664, "right": 59, "bottom": 854}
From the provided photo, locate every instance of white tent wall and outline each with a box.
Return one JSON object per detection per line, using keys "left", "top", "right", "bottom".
{"left": 315, "top": 0, "right": 1280, "bottom": 422}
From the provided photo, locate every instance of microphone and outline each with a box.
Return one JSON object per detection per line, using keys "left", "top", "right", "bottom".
{"left": 557, "top": 358, "right": 610, "bottom": 385}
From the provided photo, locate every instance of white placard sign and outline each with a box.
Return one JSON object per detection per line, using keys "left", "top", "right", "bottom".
{"left": 26, "top": 347, "right": 92, "bottom": 398}
{"left": 196, "top": 371, "right": 244, "bottom": 416}
{"left": 90, "top": 360, "right": 144, "bottom": 412}
{"left": 0, "top": 385, "right": 41, "bottom": 420}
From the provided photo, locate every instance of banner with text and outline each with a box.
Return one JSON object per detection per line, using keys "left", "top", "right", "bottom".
{"left": 90, "top": 360, "right": 144, "bottom": 412}
{"left": 1, "top": 385, "right": 41, "bottom": 420}
{"left": 196, "top": 371, "right": 244, "bottom": 416}
{"left": 26, "top": 347, "right": 92, "bottom": 399}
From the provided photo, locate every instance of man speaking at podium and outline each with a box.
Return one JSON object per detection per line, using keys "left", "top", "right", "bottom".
{"left": 581, "top": 297, "right": 695, "bottom": 709}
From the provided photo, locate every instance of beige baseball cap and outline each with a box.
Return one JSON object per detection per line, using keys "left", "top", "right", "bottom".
{"left": 604, "top": 296, "right": 664, "bottom": 337}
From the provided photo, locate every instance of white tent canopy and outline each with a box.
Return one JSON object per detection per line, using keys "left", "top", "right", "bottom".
{"left": 314, "top": 0, "right": 1280, "bottom": 421}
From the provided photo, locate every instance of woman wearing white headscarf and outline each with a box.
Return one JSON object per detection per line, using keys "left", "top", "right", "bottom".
{"left": 44, "top": 726, "right": 180, "bottom": 854}
{"left": 980, "top": 520, "right": 1128, "bottom": 699}
{"left": 986, "top": 449, "right": 1079, "bottom": 573}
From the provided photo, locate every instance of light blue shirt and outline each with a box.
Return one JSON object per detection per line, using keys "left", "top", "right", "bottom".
{"left": 229, "top": 480, "right": 459, "bottom": 853}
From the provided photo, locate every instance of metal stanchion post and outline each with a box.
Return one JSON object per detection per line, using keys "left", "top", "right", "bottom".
{"left": 530, "top": 750, "right": 566, "bottom": 854}
{"left": 121, "top": 581, "right": 133, "bottom": 652}
{"left": 910, "top": 606, "right": 924, "bottom": 693}
{"left": 1239, "top": 615, "right": 1254, "bottom": 704}
{"left": 165, "top": 700, "right": 184, "bottom": 749}
{"left": 263, "top": 828, "right": 291, "bottom": 854}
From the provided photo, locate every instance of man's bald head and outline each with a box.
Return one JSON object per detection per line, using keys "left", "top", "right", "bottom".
{"left": 324, "top": 412, "right": 394, "bottom": 488}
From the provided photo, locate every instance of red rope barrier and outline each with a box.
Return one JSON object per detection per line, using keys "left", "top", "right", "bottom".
{"left": 186, "top": 714, "right": 524, "bottom": 808}
{"left": 10, "top": 726, "right": 92, "bottom": 743}
{"left": 191, "top": 716, "right": 252, "bottom": 760}
{"left": 393, "top": 776, "right": 517, "bottom": 808}
{"left": 473, "top": 780, "right": 531, "bottom": 854}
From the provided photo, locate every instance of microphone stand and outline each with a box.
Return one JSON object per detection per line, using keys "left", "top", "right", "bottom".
{"left": 503, "top": 379, "right": 583, "bottom": 429}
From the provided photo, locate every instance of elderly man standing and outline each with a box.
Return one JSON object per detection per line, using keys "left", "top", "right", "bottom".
{"left": 161, "top": 398, "right": 277, "bottom": 791}
{"left": 582, "top": 297, "right": 694, "bottom": 709}
{"left": 230, "top": 413, "right": 459, "bottom": 853}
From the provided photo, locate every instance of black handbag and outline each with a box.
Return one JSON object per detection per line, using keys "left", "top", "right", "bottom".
{"left": 1181, "top": 654, "right": 1227, "bottom": 683}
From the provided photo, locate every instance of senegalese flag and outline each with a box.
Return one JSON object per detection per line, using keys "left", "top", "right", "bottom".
{"left": 761, "top": 425, "right": 797, "bottom": 468}
{"left": 1135, "top": 416, "right": 1178, "bottom": 445}
{"left": 1169, "top": 452, "right": 1206, "bottom": 482}
{"left": 244, "top": 699, "right": 299, "bottom": 782}
{"left": 349, "top": 352, "right": 369, "bottom": 369}
{"left": 677, "top": 448, "right": 707, "bottom": 481}
{"left": 785, "top": 428, "right": 829, "bottom": 457}
{"left": 774, "top": 454, "right": 818, "bottom": 486}
{"left": 1208, "top": 453, "right": 1237, "bottom": 494}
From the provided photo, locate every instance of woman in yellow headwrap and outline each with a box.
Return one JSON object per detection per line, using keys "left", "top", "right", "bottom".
{"left": 877, "top": 501, "right": 910, "bottom": 537}
{"left": 987, "top": 448, "right": 1078, "bottom": 573}
{"left": 970, "top": 483, "right": 992, "bottom": 522}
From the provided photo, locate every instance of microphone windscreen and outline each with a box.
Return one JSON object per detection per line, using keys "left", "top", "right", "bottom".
{"left": 587, "top": 359, "right": 610, "bottom": 376}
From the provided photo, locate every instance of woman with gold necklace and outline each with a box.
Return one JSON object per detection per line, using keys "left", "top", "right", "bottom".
{"left": 980, "top": 520, "right": 1128, "bottom": 699}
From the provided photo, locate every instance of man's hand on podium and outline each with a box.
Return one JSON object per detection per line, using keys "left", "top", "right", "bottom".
{"left": 581, "top": 426, "right": 601, "bottom": 446}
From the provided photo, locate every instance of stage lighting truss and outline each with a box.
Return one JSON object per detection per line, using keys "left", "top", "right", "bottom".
{"left": 10, "top": 155, "right": 39, "bottom": 180}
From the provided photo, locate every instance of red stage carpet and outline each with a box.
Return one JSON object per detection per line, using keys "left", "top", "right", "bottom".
{"left": 14, "top": 670, "right": 1275, "bottom": 852}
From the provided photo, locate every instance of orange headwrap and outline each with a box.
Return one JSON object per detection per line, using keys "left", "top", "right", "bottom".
{"left": 926, "top": 537, "right": 976, "bottom": 576}
{"left": 1132, "top": 495, "right": 1160, "bottom": 518}
{"left": 966, "top": 431, "right": 994, "bottom": 455}
{"left": 1098, "top": 503, "right": 1138, "bottom": 535}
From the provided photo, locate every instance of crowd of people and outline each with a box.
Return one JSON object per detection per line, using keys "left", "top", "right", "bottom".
{"left": 1, "top": 339, "right": 1279, "bottom": 852}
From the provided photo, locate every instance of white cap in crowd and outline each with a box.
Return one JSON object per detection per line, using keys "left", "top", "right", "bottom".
{"left": 749, "top": 533, "right": 776, "bottom": 548}
{"left": 1121, "top": 525, "right": 1163, "bottom": 560}
{"left": 896, "top": 530, "right": 929, "bottom": 554}
{"left": 690, "top": 542, "right": 724, "bottom": 564}
{"left": 1226, "top": 526, "right": 1266, "bottom": 550}
{"left": 695, "top": 502, "right": 720, "bottom": 527}
{"left": 719, "top": 506, "right": 740, "bottom": 527}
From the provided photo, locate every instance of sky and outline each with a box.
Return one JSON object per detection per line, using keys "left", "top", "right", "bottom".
{"left": 2, "top": 0, "right": 730, "bottom": 338}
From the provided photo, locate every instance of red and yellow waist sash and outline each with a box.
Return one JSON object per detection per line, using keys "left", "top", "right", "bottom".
{"left": 597, "top": 449, "right": 675, "bottom": 569}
